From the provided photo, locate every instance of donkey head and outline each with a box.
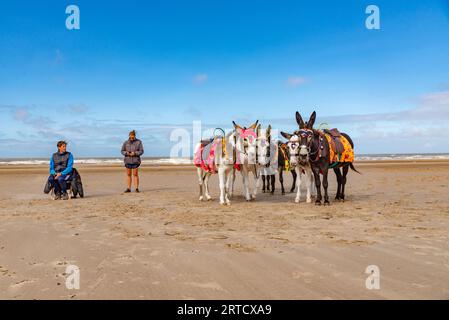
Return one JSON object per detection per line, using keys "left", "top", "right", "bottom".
{"left": 233, "top": 120, "right": 259, "bottom": 156}
{"left": 281, "top": 129, "right": 311, "bottom": 167}
{"left": 296, "top": 111, "right": 316, "bottom": 130}
{"left": 256, "top": 124, "right": 272, "bottom": 165}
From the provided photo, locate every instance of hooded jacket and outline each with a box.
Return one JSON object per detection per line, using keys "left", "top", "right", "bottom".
{"left": 121, "top": 139, "right": 144, "bottom": 165}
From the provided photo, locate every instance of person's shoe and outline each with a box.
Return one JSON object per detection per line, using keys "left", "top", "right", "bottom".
{"left": 61, "top": 193, "right": 69, "bottom": 200}
{"left": 124, "top": 188, "right": 131, "bottom": 193}
{"left": 135, "top": 188, "right": 140, "bottom": 193}
{"left": 54, "top": 193, "right": 61, "bottom": 200}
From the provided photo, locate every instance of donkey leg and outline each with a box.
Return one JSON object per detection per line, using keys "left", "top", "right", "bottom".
{"left": 340, "top": 165, "right": 349, "bottom": 202}
{"left": 323, "top": 168, "right": 330, "bottom": 205}
{"left": 241, "top": 170, "right": 251, "bottom": 201}
{"left": 295, "top": 169, "right": 302, "bottom": 203}
{"left": 305, "top": 169, "right": 312, "bottom": 203}
{"left": 262, "top": 175, "right": 266, "bottom": 193}
{"left": 204, "top": 172, "right": 212, "bottom": 201}
{"left": 313, "top": 168, "right": 322, "bottom": 205}
{"left": 230, "top": 167, "right": 236, "bottom": 198}
{"left": 334, "top": 167, "right": 342, "bottom": 200}
{"left": 197, "top": 168, "right": 204, "bottom": 201}
{"left": 270, "top": 174, "right": 276, "bottom": 194}
{"left": 290, "top": 170, "right": 297, "bottom": 193}
{"left": 311, "top": 172, "right": 317, "bottom": 197}
{"left": 279, "top": 169, "right": 285, "bottom": 195}
{"left": 252, "top": 172, "right": 261, "bottom": 199}
{"left": 224, "top": 168, "right": 232, "bottom": 205}
{"left": 218, "top": 167, "right": 226, "bottom": 205}
{"left": 266, "top": 175, "right": 270, "bottom": 192}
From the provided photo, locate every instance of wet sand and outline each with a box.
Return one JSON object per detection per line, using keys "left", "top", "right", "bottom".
{"left": 0, "top": 161, "right": 448, "bottom": 299}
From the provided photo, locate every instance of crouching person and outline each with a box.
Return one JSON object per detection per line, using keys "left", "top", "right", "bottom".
{"left": 48, "top": 141, "right": 74, "bottom": 200}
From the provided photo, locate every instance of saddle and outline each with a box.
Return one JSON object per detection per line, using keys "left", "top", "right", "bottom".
{"left": 320, "top": 129, "right": 354, "bottom": 164}
{"left": 194, "top": 138, "right": 219, "bottom": 173}
{"left": 323, "top": 128, "right": 344, "bottom": 155}
{"left": 200, "top": 138, "right": 214, "bottom": 147}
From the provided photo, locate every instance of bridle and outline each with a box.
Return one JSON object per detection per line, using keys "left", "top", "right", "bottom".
{"left": 300, "top": 129, "right": 320, "bottom": 163}
{"left": 288, "top": 129, "right": 316, "bottom": 163}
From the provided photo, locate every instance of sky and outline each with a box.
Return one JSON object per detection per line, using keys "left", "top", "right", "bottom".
{"left": 1, "top": 0, "right": 449, "bottom": 157}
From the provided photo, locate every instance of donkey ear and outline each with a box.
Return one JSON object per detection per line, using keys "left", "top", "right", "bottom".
{"left": 266, "top": 124, "right": 272, "bottom": 137}
{"left": 296, "top": 111, "right": 306, "bottom": 129}
{"left": 256, "top": 124, "right": 261, "bottom": 136}
{"left": 308, "top": 111, "right": 316, "bottom": 129}
{"left": 233, "top": 121, "right": 243, "bottom": 130}
{"left": 233, "top": 121, "right": 243, "bottom": 134}
{"left": 249, "top": 120, "right": 259, "bottom": 130}
{"left": 280, "top": 131, "right": 292, "bottom": 140}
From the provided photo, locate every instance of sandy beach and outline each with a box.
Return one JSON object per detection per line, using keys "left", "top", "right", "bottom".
{"left": 0, "top": 161, "right": 448, "bottom": 300}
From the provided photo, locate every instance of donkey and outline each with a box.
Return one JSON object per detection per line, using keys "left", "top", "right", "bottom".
{"left": 294, "top": 111, "right": 359, "bottom": 205}
{"left": 195, "top": 131, "right": 237, "bottom": 205}
{"left": 254, "top": 124, "right": 278, "bottom": 194}
{"left": 231, "top": 120, "right": 260, "bottom": 201}
{"left": 255, "top": 128, "right": 299, "bottom": 195}
{"left": 280, "top": 130, "right": 315, "bottom": 203}
{"left": 277, "top": 141, "right": 298, "bottom": 195}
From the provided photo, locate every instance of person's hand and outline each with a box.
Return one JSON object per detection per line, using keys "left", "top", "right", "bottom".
{"left": 55, "top": 173, "right": 61, "bottom": 179}
{"left": 129, "top": 152, "right": 135, "bottom": 156}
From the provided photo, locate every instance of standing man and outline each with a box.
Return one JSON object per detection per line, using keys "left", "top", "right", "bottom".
{"left": 121, "top": 130, "right": 144, "bottom": 193}
{"left": 49, "top": 141, "right": 74, "bottom": 200}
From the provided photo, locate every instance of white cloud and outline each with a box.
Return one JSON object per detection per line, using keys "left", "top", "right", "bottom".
{"left": 287, "top": 76, "right": 307, "bottom": 87}
{"left": 68, "top": 103, "right": 89, "bottom": 114}
{"left": 193, "top": 73, "right": 208, "bottom": 84}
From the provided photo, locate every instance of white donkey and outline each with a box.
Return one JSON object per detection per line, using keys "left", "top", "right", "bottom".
{"left": 280, "top": 130, "right": 316, "bottom": 203}
{"left": 194, "top": 131, "right": 237, "bottom": 205}
{"left": 254, "top": 124, "right": 278, "bottom": 195}
{"left": 230, "top": 121, "right": 261, "bottom": 201}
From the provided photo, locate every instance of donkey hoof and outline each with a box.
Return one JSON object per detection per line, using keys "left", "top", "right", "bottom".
{"left": 324, "top": 201, "right": 330, "bottom": 206}
{"left": 199, "top": 196, "right": 204, "bottom": 201}
{"left": 306, "top": 198, "right": 312, "bottom": 204}
{"left": 270, "top": 191, "right": 275, "bottom": 195}
{"left": 315, "top": 200, "right": 322, "bottom": 206}
{"left": 206, "top": 196, "right": 212, "bottom": 201}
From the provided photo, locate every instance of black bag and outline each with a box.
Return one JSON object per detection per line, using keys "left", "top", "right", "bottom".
{"left": 43, "top": 180, "right": 52, "bottom": 194}
{"left": 71, "top": 168, "right": 84, "bottom": 198}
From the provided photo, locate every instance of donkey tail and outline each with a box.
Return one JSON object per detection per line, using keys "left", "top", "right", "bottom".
{"left": 350, "top": 163, "right": 361, "bottom": 174}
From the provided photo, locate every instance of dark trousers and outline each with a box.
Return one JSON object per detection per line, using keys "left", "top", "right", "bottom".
{"left": 48, "top": 174, "right": 71, "bottom": 194}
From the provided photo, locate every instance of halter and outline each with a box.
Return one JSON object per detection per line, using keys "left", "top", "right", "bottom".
{"left": 236, "top": 127, "right": 259, "bottom": 177}
{"left": 308, "top": 130, "right": 321, "bottom": 163}
{"left": 237, "top": 128, "right": 257, "bottom": 156}
{"left": 297, "top": 129, "right": 313, "bottom": 139}
{"left": 288, "top": 130, "right": 313, "bottom": 160}
{"left": 240, "top": 128, "right": 257, "bottom": 142}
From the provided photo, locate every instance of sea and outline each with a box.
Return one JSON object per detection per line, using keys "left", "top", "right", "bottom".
{"left": 0, "top": 154, "right": 449, "bottom": 166}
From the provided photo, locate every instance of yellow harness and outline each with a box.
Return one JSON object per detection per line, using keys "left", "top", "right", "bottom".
{"left": 323, "top": 134, "right": 354, "bottom": 164}
{"left": 279, "top": 144, "right": 290, "bottom": 171}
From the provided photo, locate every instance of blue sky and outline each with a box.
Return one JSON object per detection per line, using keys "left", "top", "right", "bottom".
{"left": 1, "top": 0, "right": 449, "bottom": 157}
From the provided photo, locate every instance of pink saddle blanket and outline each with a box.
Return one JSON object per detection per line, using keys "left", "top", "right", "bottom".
{"left": 194, "top": 139, "right": 241, "bottom": 173}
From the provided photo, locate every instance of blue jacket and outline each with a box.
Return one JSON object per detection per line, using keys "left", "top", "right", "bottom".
{"left": 50, "top": 152, "right": 74, "bottom": 175}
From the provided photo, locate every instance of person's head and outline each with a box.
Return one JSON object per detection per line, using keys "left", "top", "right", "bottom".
{"left": 129, "top": 130, "right": 136, "bottom": 141}
{"left": 57, "top": 141, "right": 67, "bottom": 153}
